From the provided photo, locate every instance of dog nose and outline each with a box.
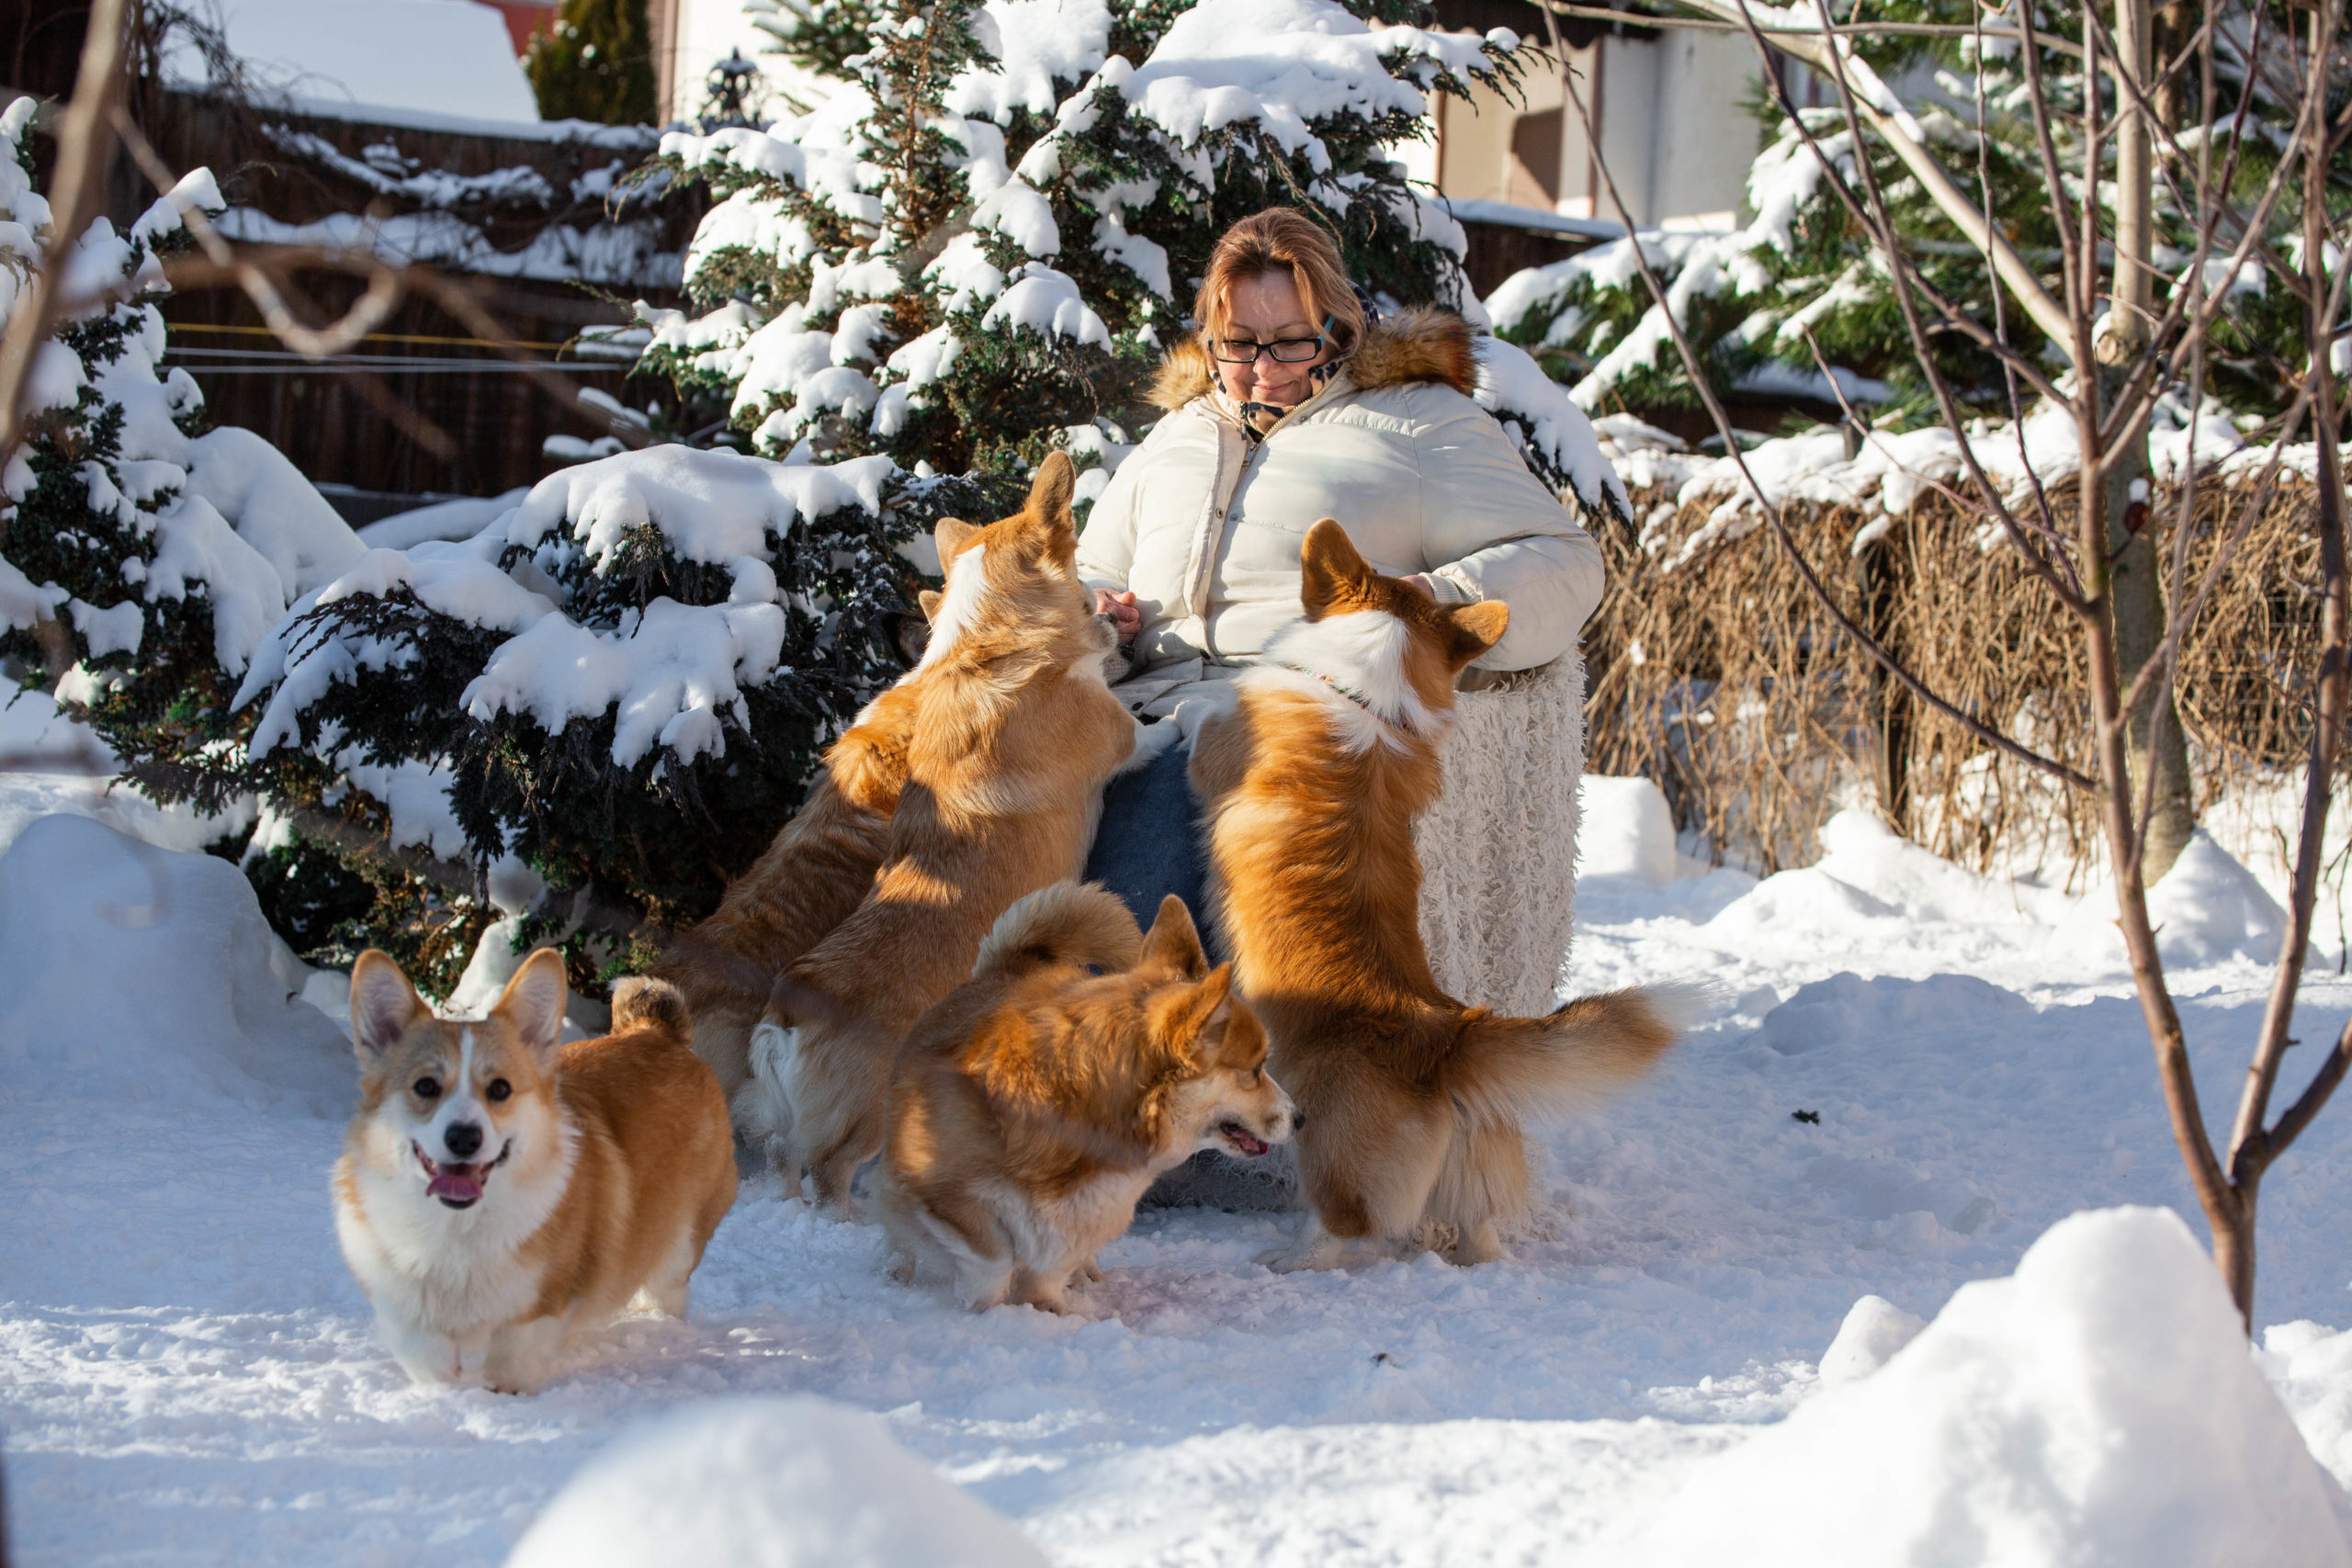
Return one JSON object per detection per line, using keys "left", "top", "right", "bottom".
{"left": 1288, "top": 1105, "right": 1306, "bottom": 1133}
{"left": 444, "top": 1121, "right": 484, "bottom": 1160}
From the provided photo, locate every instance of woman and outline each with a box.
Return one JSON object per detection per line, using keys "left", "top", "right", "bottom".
{"left": 1077, "top": 208, "right": 1604, "bottom": 936}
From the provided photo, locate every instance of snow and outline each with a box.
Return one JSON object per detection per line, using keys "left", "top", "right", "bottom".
{"left": 1473, "top": 334, "right": 1629, "bottom": 518}
{"left": 509, "top": 1398, "right": 1050, "bottom": 1568}
{"left": 1605, "top": 1209, "right": 2352, "bottom": 1566}
{"left": 982, "top": 265, "right": 1114, "bottom": 348}
{"left": 0, "top": 814, "right": 347, "bottom": 1117}
{"left": 462, "top": 592, "right": 788, "bottom": 768}
{"left": 212, "top": 208, "right": 683, "bottom": 290}
{"left": 6, "top": 767, "right": 2352, "bottom": 1565}
{"left": 1120, "top": 0, "right": 1490, "bottom": 174}
{"left": 160, "top": 0, "right": 541, "bottom": 125}
{"left": 949, "top": 0, "right": 1114, "bottom": 125}
{"left": 358, "top": 490, "right": 534, "bottom": 552}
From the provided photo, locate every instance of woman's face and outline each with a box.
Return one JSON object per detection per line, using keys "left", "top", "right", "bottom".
{"left": 1211, "top": 269, "right": 1331, "bottom": 409}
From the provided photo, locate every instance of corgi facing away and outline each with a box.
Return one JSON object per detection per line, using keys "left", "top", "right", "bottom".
{"left": 877, "top": 883, "right": 1296, "bottom": 1313}
{"left": 1189, "top": 518, "right": 1682, "bottom": 1273}
{"left": 333, "top": 949, "right": 737, "bottom": 1391}
{"left": 740, "top": 454, "right": 1174, "bottom": 1210}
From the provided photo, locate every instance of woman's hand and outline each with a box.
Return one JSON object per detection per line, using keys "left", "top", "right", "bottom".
{"left": 1093, "top": 588, "right": 1142, "bottom": 645}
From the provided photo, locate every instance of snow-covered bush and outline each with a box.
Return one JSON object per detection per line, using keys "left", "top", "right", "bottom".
{"left": 0, "top": 98, "right": 364, "bottom": 828}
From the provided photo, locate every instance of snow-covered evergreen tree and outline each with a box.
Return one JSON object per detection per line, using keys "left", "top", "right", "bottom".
{"left": 219, "top": 0, "right": 1629, "bottom": 997}
{"left": 0, "top": 99, "right": 364, "bottom": 837}
{"left": 1487, "top": 3, "right": 2322, "bottom": 427}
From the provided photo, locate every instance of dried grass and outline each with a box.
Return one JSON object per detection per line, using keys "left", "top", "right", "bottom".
{"left": 1587, "top": 475, "right": 2342, "bottom": 883}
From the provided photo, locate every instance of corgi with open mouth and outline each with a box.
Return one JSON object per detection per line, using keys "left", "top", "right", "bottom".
{"left": 333, "top": 950, "right": 736, "bottom": 1391}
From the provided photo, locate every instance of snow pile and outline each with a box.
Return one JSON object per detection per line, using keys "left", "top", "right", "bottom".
{"left": 214, "top": 208, "right": 683, "bottom": 290}
{"left": 1815, "top": 1294, "right": 1925, "bottom": 1387}
{"left": 1613, "top": 397, "right": 2256, "bottom": 564}
{"left": 1607, "top": 1207, "right": 2352, "bottom": 1567}
{"left": 0, "top": 676, "right": 252, "bottom": 856}
{"left": 506, "top": 1397, "right": 1048, "bottom": 1568}
{"left": 0, "top": 813, "right": 349, "bottom": 1117}
{"left": 1755, "top": 971, "right": 2033, "bottom": 1058}
{"left": 2055, "top": 829, "right": 2313, "bottom": 970}
{"left": 358, "top": 488, "right": 534, "bottom": 552}
{"left": 2265, "top": 1323, "right": 2352, "bottom": 1491}
{"left": 1704, "top": 808, "right": 2078, "bottom": 946}
{"left": 1578, "top": 773, "right": 1679, "bottom": 885}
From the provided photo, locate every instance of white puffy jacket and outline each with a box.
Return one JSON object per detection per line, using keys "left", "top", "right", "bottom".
{"left": 1077, "top": 309, "right": 1604, "bottom": 712}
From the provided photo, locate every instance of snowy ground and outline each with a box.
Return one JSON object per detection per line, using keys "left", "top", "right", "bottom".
{"left": 5, "top": 766, "right": 2352, "bottom": 1564}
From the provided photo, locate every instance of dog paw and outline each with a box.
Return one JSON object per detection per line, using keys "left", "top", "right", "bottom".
{"left": 1170, "top": 693, "right": 1232, "bottom": 741}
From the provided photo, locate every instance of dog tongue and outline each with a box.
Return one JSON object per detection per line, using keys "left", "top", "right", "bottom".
{"left": 1229, "top": 1129, "right": 1270, "bottom": 1157}
{"left": 428, "top": 1168, "right": 483, "bottom": 1203}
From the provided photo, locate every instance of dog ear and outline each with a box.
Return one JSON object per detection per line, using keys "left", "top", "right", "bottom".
{"left": 1171, "top": 964, "right": 1246, "bottom": 1066}
{"left": 917, "top": 588, "right": 943, "bottom": 621}
{"left": 1137, "top": 894, "right": 1209, "bottom": 979}
{"left": 492, "top": 948, "right": 569, "bottom": 1064}
{"left": 934, "top": 516, "right": 979, "bottom": 562}
{"left": 1298, "top": 518, "right": 1369, "bottom": 619}
{"left": 349, "top": 949, "right": 427, "bottom": 1065}
{"left": 1442, "top": 600, "right": 1511, "bottom": 671}
{"left": 1026, "top": 451, "right": 1077, "bottom": 531}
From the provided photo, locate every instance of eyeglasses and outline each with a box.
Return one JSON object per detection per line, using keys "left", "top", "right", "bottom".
{"left": 1210, "top": 335, "right": 1327, "bottom": 365}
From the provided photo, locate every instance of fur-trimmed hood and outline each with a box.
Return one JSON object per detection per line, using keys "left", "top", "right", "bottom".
{"left": 1147, "top": 307, "right": 1477, "bottom": 412}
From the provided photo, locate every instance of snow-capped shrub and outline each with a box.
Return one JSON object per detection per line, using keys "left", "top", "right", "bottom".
{"left": 0, "top": 98, "right": 368, "bottom": 817}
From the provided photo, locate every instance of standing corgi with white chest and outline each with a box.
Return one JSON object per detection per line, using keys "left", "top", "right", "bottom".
{"left": 333, "top": 948, "right": 736, "bottom": 1392}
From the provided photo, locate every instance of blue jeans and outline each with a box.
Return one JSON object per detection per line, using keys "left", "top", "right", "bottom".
{"left": 1082, "top": 735, "right": 1224, "bottom": 961}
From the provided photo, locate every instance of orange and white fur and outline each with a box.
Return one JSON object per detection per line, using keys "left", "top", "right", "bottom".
{"left": 1190, "top": 519, "right": 1682, "bottom": 1272}
{"left": 740, "top": 454, "right": 1176, "bottom": 1209}
{"left": 876, "top": 882, "right": 1296, "bottom": 1312}
{"left": 333, "top": 950, "right": 737, "bottom": 1390}
{"left": 654, "top": 670, "right": 924, "bottom": 1101}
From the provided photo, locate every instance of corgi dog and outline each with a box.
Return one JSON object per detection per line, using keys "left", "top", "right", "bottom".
{"left": 876, "top": 882, "right": 1296, "bottom": 1312}
{"left": 740, "top": 454, "right": 1176, "bottom": 1209}
{"left": 333, "top": 949, "right": 737, "bottom": 1391}
{"left": 654, "top": 673, "right": 924, "bottom": 1102}
{"left": 1189, "top": 518, "right": 1681, "bottom": 1272}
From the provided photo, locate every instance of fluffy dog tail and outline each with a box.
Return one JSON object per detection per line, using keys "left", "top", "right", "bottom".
{"left": 973, "top": 881, "right": 1143, "bottom": 980}
{"left": 610, "top": 975, "right": 692, "bottom": 1039}
{"left": 1443, "top": 983, "right": 1699, "bottom": 1127}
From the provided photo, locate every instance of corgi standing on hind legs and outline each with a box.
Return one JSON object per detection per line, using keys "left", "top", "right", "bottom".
{"left": 738, "top": 453, "right": 1177, "bottom": 1211}
{"left": 1189, "top": 518, "right": 1684, "bottom": 1272}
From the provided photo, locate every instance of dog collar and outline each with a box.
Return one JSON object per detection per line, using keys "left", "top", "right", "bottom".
{"left": 1274, "top": 662, "right": 1415, "bottom": 734}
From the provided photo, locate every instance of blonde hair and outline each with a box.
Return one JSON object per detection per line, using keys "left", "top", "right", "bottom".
{"left": 1194, "top": 209, "right": 1366, "bottom": 355}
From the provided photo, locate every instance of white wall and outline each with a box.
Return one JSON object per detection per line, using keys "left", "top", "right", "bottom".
{"left": 666, "top": 0, "right": 831, "bottom": 124}
{"left": 1440, "top": 29, "right": 1758, "bottom": 230}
